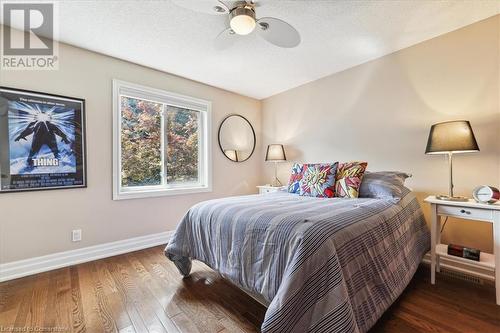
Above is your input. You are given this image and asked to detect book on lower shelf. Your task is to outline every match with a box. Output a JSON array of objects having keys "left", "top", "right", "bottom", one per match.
[
  {"left": 447, "top": 244, "right": 480, "bottom": 261},
  {"left": 435, "top": 244, "right": 495, "bottom": 271}
]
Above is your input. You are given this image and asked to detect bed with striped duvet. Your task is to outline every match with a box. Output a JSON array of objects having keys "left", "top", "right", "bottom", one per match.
[{"left": 165, "top": 188, "right": 430, "bottom": 333}]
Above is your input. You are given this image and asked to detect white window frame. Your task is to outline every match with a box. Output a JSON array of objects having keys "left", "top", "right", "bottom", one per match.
[{"left": 112, "top": 79, "right": 212, "bottom": 200}]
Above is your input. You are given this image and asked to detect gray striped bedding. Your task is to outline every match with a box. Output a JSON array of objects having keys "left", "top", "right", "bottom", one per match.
[{"left": 165, "top": 188, "right": 430, "bottom": 333}]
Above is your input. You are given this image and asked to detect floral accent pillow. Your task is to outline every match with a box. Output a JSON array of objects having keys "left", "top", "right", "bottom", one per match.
[
  {"left": 288, "top": 163, "right": 306, "bottom": 193},
  {"left": 334, "top": 162, "right": 368, "bottom": 198},
  {"left": 299, "top": 163, "right": 338, "bottom": 198}
]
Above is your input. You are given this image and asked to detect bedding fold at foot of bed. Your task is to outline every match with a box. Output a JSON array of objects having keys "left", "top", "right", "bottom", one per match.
[{"left": 166, "top": 252, "right": 192, "bottom": 277}]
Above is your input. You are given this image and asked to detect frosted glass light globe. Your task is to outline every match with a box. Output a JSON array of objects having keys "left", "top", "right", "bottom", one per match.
[{"left": 230, "top": 9, "right": 256, "bottom": 35}]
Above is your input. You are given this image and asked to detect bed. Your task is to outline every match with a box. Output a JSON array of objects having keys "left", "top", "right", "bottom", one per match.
[{"left": 165, "top": 187, "right": 430, "bottom": 333}]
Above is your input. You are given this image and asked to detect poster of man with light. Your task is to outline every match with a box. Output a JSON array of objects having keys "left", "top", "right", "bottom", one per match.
[{"left": 0, "top": 87, "right": 86, "bottom": 192}]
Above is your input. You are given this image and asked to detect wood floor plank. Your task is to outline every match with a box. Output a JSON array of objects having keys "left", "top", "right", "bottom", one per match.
[
  {"left": 107, "top": 255, "right": 167, "bottom": 333},
  {"left": 0, "top": 276, "right": 33, "bottom": 313},
  {"left": 170, "top": 312, "right": 202, "bottom": 333},
  {"left": 25, "top": 272, "right": 50, "bottom": 329},
  {"left": 395, "top": 305, "right": 461, "bottom": 333},
  {"left": 218, "top": 317, "right": 248, "bottom": 333},
  {"left": 0, "top": 281, "right": 10, "bottom": 312},
  {"left": 53, "top": 268, "right": 72, "bottom": 333},
  {"left": 1, "top": 245, "right": 499, "bottom": 333},
  {"left": 42, "top": 270, "right": 60, "bottom": 329},
  {"left": 0, "top": 276, "right": 37, "bottom": 328},
  {"left": 144, "top": 251, "right": 242, "bottom": 332},
  {"left": 12, "top": 272, "right": 46, "bottom": 329},
  {"left": 418, "top": 283, "right": 500, "bottom": 326},
  {"left": 104, "top": 256, "right": 152, "bottom": 333},
  {"left": 399, "top": 289, "right": 500, "bottom": 333},
  {"left": 118, "top": 325, "right": 136, "bottom": 333},
  {"left": 70, "top": 266, "right": 86, "bottom": 333},
  {"left": 139, "top": 248, "right": 183, "bottom": 318},
  {"left": 89, "top": 263, "right": 119, "bottom": 333},
  {"left": 78, "top": 262, "right": 106, "bottom": 333},
  {"left": 0, "top": 305, "right": 20, "bottom": 329},
  {"left": 152, "top": 249, "right": 262, "bottom": 332},
  {"left": 94, "top": 259, "right": 133, "bottom": 331},
  {"left": 125, "top": 252, "right": 180, "bottom": 333},
  {"left": 138, "top": 251, "right": 227, "bottom": 333}
]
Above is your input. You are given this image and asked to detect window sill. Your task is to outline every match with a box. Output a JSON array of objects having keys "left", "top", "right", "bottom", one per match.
[{"left": 113, "top": 185, "right": 212, "bottom": 200}]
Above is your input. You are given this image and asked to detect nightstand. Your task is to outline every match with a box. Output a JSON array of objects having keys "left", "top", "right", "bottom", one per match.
[
  {"left": 424, "top": 196, "right": 500, "bottom": 305},
  {"left": 257, "top": 185, "right": 283, "bottom": 194}
]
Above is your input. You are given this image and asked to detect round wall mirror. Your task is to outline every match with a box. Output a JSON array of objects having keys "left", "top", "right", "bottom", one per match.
[{"left": 218, "top": 114, "right": 256, "bottom": 162}]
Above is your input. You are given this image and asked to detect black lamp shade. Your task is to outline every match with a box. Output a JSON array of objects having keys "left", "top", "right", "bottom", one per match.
[
  {"left": 265, "top": 144, "right": 286, "bottom": 161},
  {"left": 425, "top": 120, "right": 479, "bottom": 154}
]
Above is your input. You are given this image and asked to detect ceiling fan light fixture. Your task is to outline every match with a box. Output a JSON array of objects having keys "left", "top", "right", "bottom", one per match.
[{"left": 230, "top": 6, "right": 256, "bottom": 35}]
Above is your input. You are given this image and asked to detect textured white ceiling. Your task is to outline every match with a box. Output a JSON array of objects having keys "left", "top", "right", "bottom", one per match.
[{"left": 4, "top": 0, "right": 500, "bottom": 99}]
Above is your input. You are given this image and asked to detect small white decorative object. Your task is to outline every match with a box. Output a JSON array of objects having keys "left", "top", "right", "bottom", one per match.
[{"left": 472, "top": 185, "right": 500, "bottom": 204}]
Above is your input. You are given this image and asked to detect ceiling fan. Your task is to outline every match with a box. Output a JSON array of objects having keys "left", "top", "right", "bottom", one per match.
[{"left": 172, "top": 0, "right": 301, "bottom": 50}]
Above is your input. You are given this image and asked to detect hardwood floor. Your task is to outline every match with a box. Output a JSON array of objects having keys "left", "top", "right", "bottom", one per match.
[{"left": 0, "top": 245, "right": 499, "bottom": 333}]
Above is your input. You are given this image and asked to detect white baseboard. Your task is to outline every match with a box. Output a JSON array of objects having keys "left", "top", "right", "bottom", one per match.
[{"left": 0, "top": 231, "right": 173, "bottom": 282}]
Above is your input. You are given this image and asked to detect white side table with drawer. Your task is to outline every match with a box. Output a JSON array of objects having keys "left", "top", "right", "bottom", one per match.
[
  {"left": 257, "top": 185, "right": 284, "bottom": 194},
  {"left": 424, "top": 196, "right": 500, "bottom": 305}
]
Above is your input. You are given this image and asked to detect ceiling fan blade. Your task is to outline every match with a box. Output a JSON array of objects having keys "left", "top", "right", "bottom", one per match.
[
  {"left": 256, "top": 17, "right": 300, "bottom": 48},
  {"left": 171, "top": 0, "right": 230, "bottom": 15},
  {"left": 214, "top": 28, "right": 237, "bottom": 50}
]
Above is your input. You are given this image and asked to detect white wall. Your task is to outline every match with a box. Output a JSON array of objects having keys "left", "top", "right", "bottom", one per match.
[
  {"left": 261, "top": 15, "right": 500, "bottom": 253},
  {"left": 0, "top": 37, "right": 262, "bottom": 263}
]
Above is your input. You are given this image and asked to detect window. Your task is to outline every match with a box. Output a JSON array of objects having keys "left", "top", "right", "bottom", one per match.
[{"left": 113, "top": 80, "right": 212, "bottom": 200}]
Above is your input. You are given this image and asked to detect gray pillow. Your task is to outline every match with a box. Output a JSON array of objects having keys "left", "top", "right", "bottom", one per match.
[{"left": 359, "top": 171, "right": 411, "bottom": 200}]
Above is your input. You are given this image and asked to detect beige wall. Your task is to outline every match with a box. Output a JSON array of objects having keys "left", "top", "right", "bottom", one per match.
[
  {"left": 262, "top": 15, "right": 500, "bottom": 253},
  {"left": 0, "top": 38, "right": 262, "bottom": 263}
]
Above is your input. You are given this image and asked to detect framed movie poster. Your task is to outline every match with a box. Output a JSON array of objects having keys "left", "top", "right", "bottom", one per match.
[{"left": 0, "top": 87, "right": 86, "bottom": 193}]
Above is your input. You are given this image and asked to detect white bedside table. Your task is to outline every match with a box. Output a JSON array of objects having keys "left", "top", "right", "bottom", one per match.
[
  {"left": 257, "top": 185, "right": 284, "bottom": 194},
  {"left": 424, "top": 196, "right": 500, "bottom": 305}
]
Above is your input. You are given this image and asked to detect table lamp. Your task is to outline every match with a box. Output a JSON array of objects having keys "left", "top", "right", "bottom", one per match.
[
  {"left": 425, "top": 120, "right": 479, "bottom": 201},
  {"left": 265, "top": 144, "right": 286, "bottom": 187}
]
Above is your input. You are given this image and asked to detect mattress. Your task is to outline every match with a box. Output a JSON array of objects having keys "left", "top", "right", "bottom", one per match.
[{"left": 165, "top": 188, "right": 430, "bottom": 333}]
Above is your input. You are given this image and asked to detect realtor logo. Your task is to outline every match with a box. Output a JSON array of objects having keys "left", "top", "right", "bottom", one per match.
[{"left": 1, "top": 1, "right": 59, "bottom": 70}]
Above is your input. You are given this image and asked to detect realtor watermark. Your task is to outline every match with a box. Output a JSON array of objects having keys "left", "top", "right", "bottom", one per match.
[{"left": 1, "top": 1, "right": 59, "bottom": 70}]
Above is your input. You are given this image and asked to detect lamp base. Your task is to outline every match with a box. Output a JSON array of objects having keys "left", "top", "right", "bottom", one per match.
[
  {"left": 271, "top": 177, "right": 283, "bottom": 187},
  {"left": 435, "top": 195, "right": 469, "bottom": 202}
]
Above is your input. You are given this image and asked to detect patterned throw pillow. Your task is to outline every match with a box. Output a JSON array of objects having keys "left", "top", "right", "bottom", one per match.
[
  {"left": 334, "top": 162, "right": 368, "bottom": 198},
  {"left": 288, "top": 163, "right": 306, "bottom": 193},
  {"left": 299, "top": 163, "right": 338, "bottom": 198}
]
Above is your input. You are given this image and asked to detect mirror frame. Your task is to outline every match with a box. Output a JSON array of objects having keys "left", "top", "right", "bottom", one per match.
[{"left": 218, "top": 114, "right": 256, "bottom": 163}]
